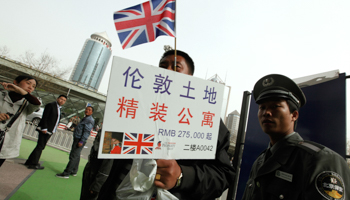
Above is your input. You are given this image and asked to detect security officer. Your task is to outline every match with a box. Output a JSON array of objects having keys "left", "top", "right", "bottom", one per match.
[{"left": 242, "top": 74, "right": 350, "bottom": 200}]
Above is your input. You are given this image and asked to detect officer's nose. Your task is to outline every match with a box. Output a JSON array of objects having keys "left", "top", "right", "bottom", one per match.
[{"left": 263, "top": 109, "right": 272, "bottom": 117}]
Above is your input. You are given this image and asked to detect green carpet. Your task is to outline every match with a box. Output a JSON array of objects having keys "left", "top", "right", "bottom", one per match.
[{"left": 9, "top": 139, "right": 88, "bottom": 200}]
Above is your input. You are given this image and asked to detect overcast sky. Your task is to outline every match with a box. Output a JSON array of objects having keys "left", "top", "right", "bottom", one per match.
[{"left": 1, "top": 0, "right": 349, "bottom": 134}]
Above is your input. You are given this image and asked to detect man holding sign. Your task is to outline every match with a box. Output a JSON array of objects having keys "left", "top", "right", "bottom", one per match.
[{"left": 99, "top": 50, "right": 235, "bottom": 200}]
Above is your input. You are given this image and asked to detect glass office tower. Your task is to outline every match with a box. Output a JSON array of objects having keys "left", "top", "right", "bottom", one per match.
[{"left": 70, "top": 32, "right": 112, "bottom": 91}]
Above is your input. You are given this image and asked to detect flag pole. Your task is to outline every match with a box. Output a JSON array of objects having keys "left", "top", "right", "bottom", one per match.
[
  {"left": 174, "top": 38, "right": 177, "bottom": 71},
  {"left": 174, "top": 0, "right": 177, "bottom": 71}
]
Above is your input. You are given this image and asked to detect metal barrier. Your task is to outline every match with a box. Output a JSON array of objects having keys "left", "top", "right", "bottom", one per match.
[{"left": 23, "top": 122, "right": 73, "bottom": 153}]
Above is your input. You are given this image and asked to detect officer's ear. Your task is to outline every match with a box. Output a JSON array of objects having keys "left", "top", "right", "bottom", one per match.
[
  {"left": 292, "top": 110, "right": 299, "bottom": 130},
  {"left": 291, "top": 110, "right": 299, "bottom": 122}
]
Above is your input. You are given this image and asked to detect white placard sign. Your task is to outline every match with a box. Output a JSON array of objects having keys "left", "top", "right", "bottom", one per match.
[{"left": 98, "top": 56, "right": 224, "bottom": 159}]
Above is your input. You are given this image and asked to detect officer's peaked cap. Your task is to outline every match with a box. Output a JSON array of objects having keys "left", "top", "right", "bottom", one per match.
[{"left": 253, "top": 74, "right": 306, "bottom": 108}]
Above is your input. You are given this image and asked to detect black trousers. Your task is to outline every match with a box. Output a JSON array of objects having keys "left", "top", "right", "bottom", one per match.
[{"left": 25, "top": 131, "right": 51, "bottom": 165}]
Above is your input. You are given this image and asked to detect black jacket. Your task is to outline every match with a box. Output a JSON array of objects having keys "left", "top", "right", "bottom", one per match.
[
  {"left": 38, "top": 101, "right": 60, "bottom": 133},
  {"left": 169, "top": 119, "right": 235, "bottom": 199},
  {"left": 81, "top": 130, "right": 113, "bottom": 198}
]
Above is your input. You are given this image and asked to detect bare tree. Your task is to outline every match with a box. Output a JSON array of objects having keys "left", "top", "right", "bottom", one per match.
[
  {"left": 19, "top": 50, "right": 71, "bottom": 79},
  {"left": 0, "top": 45, "right": 10, "bottom": 57}
]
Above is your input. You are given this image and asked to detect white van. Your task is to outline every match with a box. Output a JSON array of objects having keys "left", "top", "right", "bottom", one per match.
[{"left": 26, "top": 107, "right": 44, "bottom": 126}]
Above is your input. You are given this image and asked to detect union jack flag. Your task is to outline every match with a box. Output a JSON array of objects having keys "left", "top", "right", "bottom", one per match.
[
  {"left": 122, "top": 132, "right": 154, "bottom": 154},
  {"left": 113, "top": 0, "right": 176, "bottom": 49}
]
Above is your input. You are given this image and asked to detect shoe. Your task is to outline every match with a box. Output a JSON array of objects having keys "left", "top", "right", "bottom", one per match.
[
  {"left": 70, "top": 173, "right": 77, "bottom": 177},
  {"left": 27, "top": 164, "right": 45, "bottom": 170},
  {"left": 56, "top": 173, "right": 69, "bottom": 179}
]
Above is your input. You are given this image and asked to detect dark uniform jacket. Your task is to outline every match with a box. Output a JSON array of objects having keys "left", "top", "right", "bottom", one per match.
[{"left": 242, "top": 132, "right": 350, "bottom": 200}]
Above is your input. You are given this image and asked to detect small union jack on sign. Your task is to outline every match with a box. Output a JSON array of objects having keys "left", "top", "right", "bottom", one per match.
[
  {"left": 113, "top": 0, "right": 176, "bottom": 49},
  {"left": 123, "top": 133, "right": 155, "bottom": 154}
]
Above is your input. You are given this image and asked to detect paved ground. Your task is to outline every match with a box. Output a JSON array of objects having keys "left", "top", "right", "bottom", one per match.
[
  {"left": 0, "top": 138, "right": 89, "bottom": 200},
  {"left": 0, "top": 158, "right": 35, "bottom": 200}
]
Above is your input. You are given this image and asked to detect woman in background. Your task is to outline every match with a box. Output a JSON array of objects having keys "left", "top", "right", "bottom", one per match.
[{"left": 0, "top": 75, "right": 41, "bottom": 167}]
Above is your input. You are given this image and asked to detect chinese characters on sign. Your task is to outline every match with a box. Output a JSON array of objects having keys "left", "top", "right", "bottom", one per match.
[{"left": 99, "top": 57, "right": 224, "bottom": 159}]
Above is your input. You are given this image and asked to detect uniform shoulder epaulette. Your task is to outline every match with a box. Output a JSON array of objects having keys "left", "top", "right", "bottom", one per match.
[{"left": 295, "top": 140, "right": 325, "bottom": 154}]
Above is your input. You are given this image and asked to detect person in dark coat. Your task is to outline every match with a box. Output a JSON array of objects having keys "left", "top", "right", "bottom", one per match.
[
  {"left": 242, "top": 74, "right": 350, "bottom": 200},
  {"left": 80, "top": 129, "right": 113, "bottom": 200},
  {"left": 97, "top": 50, "right": 235, "bottom": 200},
  {"left": 24, "top": 94, "right": 67, "bottom": 169}
]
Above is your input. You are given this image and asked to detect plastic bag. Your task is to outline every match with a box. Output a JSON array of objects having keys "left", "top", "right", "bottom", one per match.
[
  {"left": 67, "top": 121, "right": 72, "bottom": 128},
  {"left": 116, "top": 159, "right": 178, "bottom": 200}
]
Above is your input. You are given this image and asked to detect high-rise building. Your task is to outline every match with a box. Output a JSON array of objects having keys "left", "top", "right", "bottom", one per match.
[
  {"left": 207, "top": 74, "right": 231, "bottom": 121},
  {"left": 226, "top": 110, "right": 240, "bottom": 142},
  {"left": 70, "top": 32, "right": 112, "bottom": 91}
]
